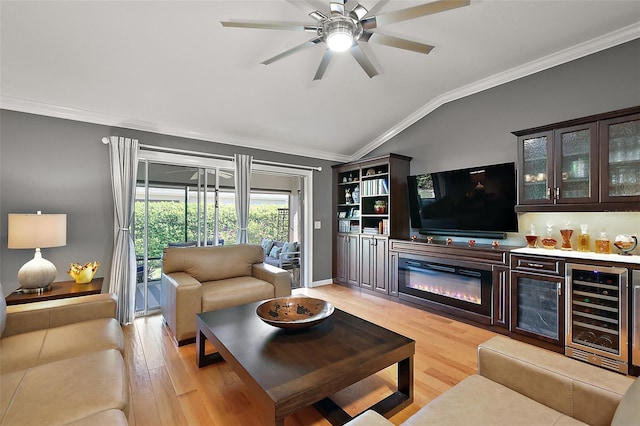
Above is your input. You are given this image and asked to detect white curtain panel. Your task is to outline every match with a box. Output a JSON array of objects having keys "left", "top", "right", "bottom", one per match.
[
  {"left": 107, "top": 136, "right": 139, "bottom": 324},
  {"left": 234, "top": 154, "right": 253, "bottom": 244}
]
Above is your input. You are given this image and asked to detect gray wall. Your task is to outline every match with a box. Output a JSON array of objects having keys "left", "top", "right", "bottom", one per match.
[
  {"left": 371, "top": 39, "right": 640, "bottom": 175},
  {"left": 1, "top": 40, "right": 638, "bottom": 292},
  {"left": 0, "top": 112, "right": 335, "bottom": 293},
  {"left": 367, "top": 39, "right": 640, "bottom": 246}
]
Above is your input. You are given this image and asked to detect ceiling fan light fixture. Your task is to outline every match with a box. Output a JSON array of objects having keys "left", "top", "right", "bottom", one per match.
[{"left": 325, "top": 20, "right": 356, "bottom": 52}]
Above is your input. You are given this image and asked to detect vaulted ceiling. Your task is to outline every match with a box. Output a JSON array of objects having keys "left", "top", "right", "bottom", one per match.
[{"left": 1, "top": 1, "right": 639, "bottom": 162}]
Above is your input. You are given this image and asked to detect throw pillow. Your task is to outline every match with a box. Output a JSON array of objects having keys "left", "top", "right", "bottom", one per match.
[
  {"left": 269, "top": 245, "right": 282, "bottom": 258},
  {"left": 0, "top": 282, "right": 7, "bottom": 337},
  {"left": 261, "top": 239, "right": 274, "bottom": 255},
  {"left": 281, "top": 242, "right": 298, "bottom": 261}
]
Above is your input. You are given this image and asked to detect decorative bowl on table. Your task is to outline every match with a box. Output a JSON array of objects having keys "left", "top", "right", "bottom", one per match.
[
  {"left": 67, "top": 261, "right": 100, "bottom": 284},
  {"left": 256, "top": 297, "right": 334, "bottom": 330}
]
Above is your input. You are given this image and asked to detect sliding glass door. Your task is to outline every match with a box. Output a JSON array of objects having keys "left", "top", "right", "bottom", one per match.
[
  {"left": 133, "top": 151, "right": 312, "bottom": 316},
  {"left": 134, "top": 162, "right": 229, "bottom": 315}
]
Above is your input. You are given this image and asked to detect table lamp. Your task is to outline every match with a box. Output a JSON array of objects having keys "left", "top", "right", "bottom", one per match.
[{"left": 8, "top": 211, "right": 67, "bottom": 293}]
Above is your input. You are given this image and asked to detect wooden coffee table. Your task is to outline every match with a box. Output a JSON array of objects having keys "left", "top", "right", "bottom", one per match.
[{"left": 196, "top": 301, "right": 415, "bottom": 426}]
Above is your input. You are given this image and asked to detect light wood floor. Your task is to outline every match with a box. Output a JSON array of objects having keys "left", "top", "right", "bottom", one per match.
[{"left": 124, "top": 284, "right": 499, "bottom": 425}]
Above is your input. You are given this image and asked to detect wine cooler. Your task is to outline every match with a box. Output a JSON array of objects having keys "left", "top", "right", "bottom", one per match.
[{"left": 565, "top": 263, "right": 628, "bottom": 374}]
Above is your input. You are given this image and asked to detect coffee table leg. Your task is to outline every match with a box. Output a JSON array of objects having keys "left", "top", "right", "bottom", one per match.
[
  {"left": 398, "top": 355, "right": 413, "bottom": 399},
  {"left": 196, "top": 328, "right": 224, "bottom": 368},
  {"left": 196, "top": 329, "right": 205, "bottom": 368}
]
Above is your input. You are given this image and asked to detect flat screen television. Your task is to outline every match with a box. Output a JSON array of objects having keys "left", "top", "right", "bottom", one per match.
[{"left": 407, "top": 162, "right": 518, "bottom": 239}]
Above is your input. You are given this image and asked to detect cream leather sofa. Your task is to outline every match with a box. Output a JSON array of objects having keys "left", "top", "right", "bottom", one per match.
[
  {"left": 161, "top": 244, "right": 291, "bottom": 345},
  {"left": 348, "top": 336, "right": 638, "bottom": 426},
  {"left": 0, "top": 292, "right": 129, "bottom": 425}
]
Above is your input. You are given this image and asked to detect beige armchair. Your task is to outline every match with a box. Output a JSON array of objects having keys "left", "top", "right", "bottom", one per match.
[{"left": 161, "top": 244, "right": 291, "bottom": 345}]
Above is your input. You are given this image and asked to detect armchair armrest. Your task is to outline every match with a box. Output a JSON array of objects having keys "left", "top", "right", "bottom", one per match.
[
  {"left": 253, "top": 263, "right": 291, "bottom": 297},
  {"left": 161, "top": 272, "right": 203, "bottom": 344},
  {"left": 4, "top": 293, "right": 117, "bottom": 337}
]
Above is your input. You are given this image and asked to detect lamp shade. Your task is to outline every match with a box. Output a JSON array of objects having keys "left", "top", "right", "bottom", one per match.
[{"left": 8, "top": 213, "right": 67, "bottom": 249}]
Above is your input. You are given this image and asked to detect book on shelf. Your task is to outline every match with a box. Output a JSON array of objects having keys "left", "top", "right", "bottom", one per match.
[
  {"left": 381, "top": 219, "right": 389, "bottom": 235},
  {"left": 362, "top": 178, "right": 389, "bottom": 196}
]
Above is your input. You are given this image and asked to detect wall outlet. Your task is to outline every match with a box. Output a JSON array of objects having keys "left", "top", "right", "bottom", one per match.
[{"left": 314, "top": 221, "right": 321, "bottom": 229}]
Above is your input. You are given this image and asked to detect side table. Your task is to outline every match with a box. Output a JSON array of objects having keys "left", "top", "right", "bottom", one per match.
[{"left": 5, "top": 277, "right": 104, "bottom": 306}]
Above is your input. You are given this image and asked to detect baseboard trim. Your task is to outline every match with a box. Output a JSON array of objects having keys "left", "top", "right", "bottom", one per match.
[{"left": 309, "top": 279, "right": 333, "bottom": 288}]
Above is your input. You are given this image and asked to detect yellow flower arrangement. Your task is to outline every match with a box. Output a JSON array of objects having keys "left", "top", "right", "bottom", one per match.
[{"left": 68, "top": 261, "right": 100, "bottom": 284}]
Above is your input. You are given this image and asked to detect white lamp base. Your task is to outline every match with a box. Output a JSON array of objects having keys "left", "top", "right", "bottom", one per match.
[{"left": 17, "top": 249, "right": 57, "bottom": 293}]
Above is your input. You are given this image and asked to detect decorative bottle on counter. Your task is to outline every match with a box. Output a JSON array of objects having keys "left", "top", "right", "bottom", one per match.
[
  {"left": 525, "top": 224, "right": 538, "bottom": 248},
  {"left": 541, "top": 221, "right": 557, "bottom": 249},
  {"left": 577, "top": 224, "right": 591, "bottom": 252},
  {"left": 595, "top": 230, "right": 611, "bottom": 254},
  {"left": 560, "top": 220, "right": 573, "bottom": 251}
]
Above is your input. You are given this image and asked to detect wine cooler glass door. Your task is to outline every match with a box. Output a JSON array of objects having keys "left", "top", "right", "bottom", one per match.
[{"left": 566, "top": 263, "right": 628, "bottom": 373}]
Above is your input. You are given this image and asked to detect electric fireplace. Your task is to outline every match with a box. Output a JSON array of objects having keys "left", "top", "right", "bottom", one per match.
[{"left": 398, "top": 256, "right": 492, "bottom": 317}]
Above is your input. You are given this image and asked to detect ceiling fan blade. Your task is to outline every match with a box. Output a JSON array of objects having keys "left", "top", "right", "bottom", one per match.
[
  {"left": 221, "top": 20, "right": 317, "bottom": 33},
  {"left": 364, "top": 0, "right": 389, "bottom": 19},
  {"left": 313, "top": 50, "right": 333, "bottom": 81},
  {"left": 364, "top": 32, "right": 434, "bottom": 55},
  {"left": 349, "top": 3, "right": 368, "bottom": 21},
  {"left": 261, "top": 36, "right": 324, "bottom": 65},
  {"left": 285, "top": 0, "right": 328, "bottom": 21},
  {"left": 350, "top": 43, "right": 378, "bottom": 78},
  {"left": 330, "top": 1, "right": 346, "bottom": 16},
  {"left": 371, "top": 0, "right": 470, "bottom": 27}
]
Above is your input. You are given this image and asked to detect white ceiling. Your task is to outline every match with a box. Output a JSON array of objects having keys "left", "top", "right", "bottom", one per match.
[{"left": 1, "top": 1, "right": 639, "bottom": 162}]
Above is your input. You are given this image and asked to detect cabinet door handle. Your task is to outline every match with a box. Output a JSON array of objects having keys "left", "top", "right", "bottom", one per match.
[
  {"left": 546, "top": 187, "right": 551, "bottom": 200},
  {"left": 555, "top": 187, "right": 560, "bottom": 200},
  {"left": 557, "top": 282, "right": 562, "bottom": 296},
  {"left": 526, "top": 262, "right": 545, "bottom": 268}
]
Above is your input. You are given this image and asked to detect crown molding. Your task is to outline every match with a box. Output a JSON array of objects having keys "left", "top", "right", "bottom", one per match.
[
  {"left": 351, "top": 24, "right": 640, "bottom": 162},
  {"left": 0, "top": 96, "right": 351, "bottom": 164}
]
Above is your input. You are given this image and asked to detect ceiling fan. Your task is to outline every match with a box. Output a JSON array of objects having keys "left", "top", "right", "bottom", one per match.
[{"left": 221, "top": 0, "right": 470, "bottom": 80}]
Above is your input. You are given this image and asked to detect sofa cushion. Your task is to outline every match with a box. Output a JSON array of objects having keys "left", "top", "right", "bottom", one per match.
[
  {"left": 163, "top": 245, "right": 264, "bottom": 282},
  {"left": 403, "top": 375, "right": 586, "bottom": 426},
  {"left": 0, "top": 349, "right": 129, "bottom": 426},
  {"left": 343, "top": 410, "right": 393, "bottom": 426},
  {"left": 201, "top": 277, "right": 275, "bottom": 312},
  {"left": 611, "top": 377, "right": 640, "bottom": 426},
  {"left": 478, "top": 336, "right": 631, "bottom": 426},
  {"left": 0, "top": 318, "right": 124, "bottom": 374}
]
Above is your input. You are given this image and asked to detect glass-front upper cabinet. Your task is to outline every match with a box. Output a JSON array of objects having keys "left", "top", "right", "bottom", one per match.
[
  {"left": 518, "top": 131, "right": 554, "bottom": 205},
  {"left": 600, "top": 113, "right": 640, "bottom": 203},
  {"left": 554, "top": 123, "right": 598, "bottom": 204}
]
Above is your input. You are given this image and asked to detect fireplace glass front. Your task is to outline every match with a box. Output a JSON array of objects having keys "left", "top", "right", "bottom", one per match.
[{"left": 398, "top": 257, "right": 492, "bottom": 316}]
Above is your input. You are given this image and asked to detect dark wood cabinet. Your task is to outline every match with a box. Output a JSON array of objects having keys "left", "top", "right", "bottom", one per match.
[
  {"left": 389, "top": 251, "right": 399, "bottom": 297},
  {"left": 510, "top": 254, "right": 565, "bottom": 349},
  {"left": 332, "top": 154, "right": 411, "bottom": 289},
  {"left": 599, "top": 112, "right": 640, "bottom": 203},
  {"left": 492, "top": 265, "right": 510, "bottom": 330},
  {"left": 336, "top": 234, "right": 359, "bottom": 287},
  {"left": 360, "top": 236, "right": 389, "bottom": 294},
  {"left": 514, "top": 106, "right": 640, "bottom": 212},
  {"left": 517, "top": 130, "right": 554, "bottom": 206},
  {"left": 554, "top": 122, "right": 599, "bottom": 204}
]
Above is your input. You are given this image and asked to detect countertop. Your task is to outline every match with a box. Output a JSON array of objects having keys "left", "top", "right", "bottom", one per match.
[{"left": 511, "top": 247, "right": 640, "bottom": 265}]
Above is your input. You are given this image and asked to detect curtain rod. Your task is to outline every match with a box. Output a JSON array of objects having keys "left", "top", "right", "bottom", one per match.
[{"left": 101, "top": 137, "right": 322, "bottom": 172}]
